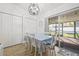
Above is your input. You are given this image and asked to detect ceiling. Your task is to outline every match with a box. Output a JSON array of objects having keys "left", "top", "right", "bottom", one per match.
[
  {"left": 0, "top": 3, "right": 65, "bottom": 16},
  {"left": 0, "top": 3, "right": 79, "bottom": 19}
]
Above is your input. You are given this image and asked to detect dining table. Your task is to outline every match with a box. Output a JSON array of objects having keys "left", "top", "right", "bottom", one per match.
[{"left": 31, "top": 33, "right": 54, "bottom": 55}]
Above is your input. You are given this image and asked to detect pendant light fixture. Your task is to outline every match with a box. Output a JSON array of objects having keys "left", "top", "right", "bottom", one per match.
[{"left": 28, "top": 3, "right": 40, "bottom": 15}]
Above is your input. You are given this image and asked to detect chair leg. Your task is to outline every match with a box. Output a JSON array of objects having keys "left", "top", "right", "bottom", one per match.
[
  {"left": 34, "top": 47, "right": 37, "bottom": 56},
  {"left": 53, "top": 47, "right": 56, "bottom": 56},
  {"left": 50, "top": 50, "right": 53, "bottom": 56},
  {"left": 31, "top": 44, "right": 33, "bottom": 52},
  {"left": 27, "top": 43, "right": 30, "bottom": 50}
]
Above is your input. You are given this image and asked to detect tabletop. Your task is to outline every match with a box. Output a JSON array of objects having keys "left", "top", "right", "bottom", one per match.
[{"left": 34, "top": 33, "right": 52, "bottom": 41}]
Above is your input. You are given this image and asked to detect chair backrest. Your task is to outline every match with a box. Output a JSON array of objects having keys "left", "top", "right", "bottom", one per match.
[
  {"left": 29, "top": 33, "right": 37, "bottom": 47},
  {"left": 24, "top": 33, "right": 29, "bottom": 42},
  {"left": 51, "top": 34, "right": 57, "bottom": 47},
  {"left": 24, "top": 32, "right": 31, "bottom": 46},
  {"left": 30, "top": 33, "right": 35, "bottom": 38}
]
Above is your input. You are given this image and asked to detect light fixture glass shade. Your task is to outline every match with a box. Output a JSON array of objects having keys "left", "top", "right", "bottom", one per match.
[{"left": 28, "top": 3, "right": 40, "bottom": 15}]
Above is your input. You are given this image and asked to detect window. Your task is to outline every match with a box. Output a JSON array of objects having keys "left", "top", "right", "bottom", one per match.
[
  {"left": 76, "top": 21, "right": 79, "bottom": 39},
  {"left": 63, "top": 22, "right": 74, "bottom": 38},
  {"left": 49, "top": 23, "right": 63, "bottom": 36},
  {"left": 49, "top": 24, "right": 56, "bottom": 35}
]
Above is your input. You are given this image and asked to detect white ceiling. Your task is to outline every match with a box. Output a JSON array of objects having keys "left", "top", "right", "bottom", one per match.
[
  {"left": 0, "top": 3, "right": 65, "bottom": 16},
  {"left": 0, "top": 3, "right": 79, "bottom": 19}
]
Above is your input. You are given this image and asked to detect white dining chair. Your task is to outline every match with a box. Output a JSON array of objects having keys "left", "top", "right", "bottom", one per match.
[
  {"left": 29, "top": 33, "right": 38, "bottom": 56},
  {"left": 52, "top": 34, "right": 58, "bottom": 56},
  {"left": 24, "top": 33, "right": 31, "bottom": 51},
  {"left": 45, "top": 34, "right": 57, "bottom": 56},
  {"left": 0, "top": 43, "right": 3, "bottom": 56},
  {"left": 30, "top": 33, "right": 47, "bottom": 56}
]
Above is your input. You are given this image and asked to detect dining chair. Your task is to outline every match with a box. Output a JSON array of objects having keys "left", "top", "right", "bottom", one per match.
[
  {"left": 45, "top": 34, "right": 57, "bottom": 56},
  {"left": 24, "top": 33, "right": 31, "bottom": 51},
  {"left": 52, "top": 34, "right": 58, "bottom": 56},
  {"left": 0, "top": 43, "right": 3, "bottom": 56},
  {"left": 30, "top": 33, "right": 47, "bottom": 56},
  {"left": 29, "top": 33, "right": 38, "bottom": 56}
]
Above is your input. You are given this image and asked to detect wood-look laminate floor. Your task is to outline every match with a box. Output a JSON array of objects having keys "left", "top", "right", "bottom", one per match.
[
  {"left": 3, "top": 43, "right": 50, "bottom": 56},
  {"left": 3, "top": 43, "right": 33, "bottom": 56}
]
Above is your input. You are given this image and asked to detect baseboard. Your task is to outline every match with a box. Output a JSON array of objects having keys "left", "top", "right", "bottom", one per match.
[{"left": 4, "top": 43, "right": 24, "bottom": 49}]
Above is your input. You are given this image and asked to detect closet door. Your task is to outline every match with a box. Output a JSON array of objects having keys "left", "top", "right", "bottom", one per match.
[
  {"left": 1, "top": 13, "right": 13, "bottom": 47},
  {"left": 1, "top": 13, "right": 22, "bottom": 47},
  {"left": 12, "top": 16, "right": 22, "bottom": 45}
]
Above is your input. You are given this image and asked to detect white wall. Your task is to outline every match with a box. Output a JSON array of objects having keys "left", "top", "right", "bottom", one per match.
[
  {"left": 23, "top": 16, "right": 45, "bottom": 34},
  {"left": 23, "top": 17, "right": 37, "bottom": 34}
]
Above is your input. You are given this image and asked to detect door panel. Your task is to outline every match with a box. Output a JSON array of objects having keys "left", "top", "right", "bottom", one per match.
[{"left": 1, "top": 13, "right": 22, "bottom": 47}]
